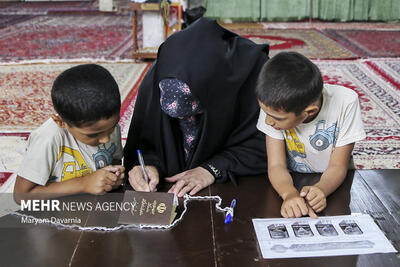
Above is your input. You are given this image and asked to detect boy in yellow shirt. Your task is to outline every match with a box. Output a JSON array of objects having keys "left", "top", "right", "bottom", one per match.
[{"left": 14, "top": 64, "right": 124, "bottom": 202}]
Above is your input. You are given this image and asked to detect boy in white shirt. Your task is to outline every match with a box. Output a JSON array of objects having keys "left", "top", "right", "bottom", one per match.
[
  {"left": 256, "top": 52, "right": 365, "bottom": 218},
  {"left": 14, "top": 64, "right": 125, "bottom": 203}
]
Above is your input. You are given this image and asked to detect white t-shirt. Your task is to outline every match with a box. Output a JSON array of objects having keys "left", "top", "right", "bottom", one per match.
[
  {"left": 257, "top": 84, "right": 366, "bottom": 173},
  {"left": 17, "top": 118, "right": 123, "bottom": 186}
]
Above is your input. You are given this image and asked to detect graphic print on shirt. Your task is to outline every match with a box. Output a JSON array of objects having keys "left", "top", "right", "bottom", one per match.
[
  {"left": 284, "top": 129, "right": 306, "bottom": 158},
  {"left": 284, "top": 129, "right": 312, "bottom": 172},
  {"left": 58, "top": 146, "right": 92, "bottom": 181},
  {"left": 287, "top": 156, "right": 312, "bottom": 173},
  {"left": 309, "top": 120, "right": 338, "bottom": 151},
  {"left": 93, "top": 143, "right": 116, "bottom": 169}
]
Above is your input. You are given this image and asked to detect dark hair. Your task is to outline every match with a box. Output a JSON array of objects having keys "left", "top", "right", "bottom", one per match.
[
  {"left": 255, "top": 51, "right": 323, "bottom": 115},
  {"left": 51, "top": 64, "right": 121, "bottom": 127}
]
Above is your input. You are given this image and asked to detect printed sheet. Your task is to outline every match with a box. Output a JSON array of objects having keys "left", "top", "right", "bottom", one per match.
[{"left": 252, "top": 214, "right": 397, "bottom": 258}]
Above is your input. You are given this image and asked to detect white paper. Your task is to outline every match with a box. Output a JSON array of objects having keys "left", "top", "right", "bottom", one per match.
[
  {"left": 142, "top": 12, "right": 164, "bottom": 48},
  {"left": 252, "top": 214, "right": 397, "bottom": 259}
]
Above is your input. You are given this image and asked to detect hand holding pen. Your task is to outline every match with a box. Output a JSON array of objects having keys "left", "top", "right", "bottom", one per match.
[
  {"left": 137, "top": 150, "right": 151, "bottom": 191},
  {"left": 127, "top": 150, "right": 159, "bottom": 192}
]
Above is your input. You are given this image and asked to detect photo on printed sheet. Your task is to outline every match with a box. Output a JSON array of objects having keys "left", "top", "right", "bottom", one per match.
[
  {"left": 315, "top": 221, "right": 339, "bottom": 236},
  {"left": 292, "top": 222, "right": 314, "bottom": 237},
  {"left": 339, "top": 220, "right": 363, "bottom": 235},
  {"left": 268, "top": 224, "right": 289, "bottom": 239}
]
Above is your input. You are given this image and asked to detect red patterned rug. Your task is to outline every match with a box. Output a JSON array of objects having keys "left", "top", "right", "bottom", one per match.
[
  {"left": 260, "top": 21, "right": 400, "bottom": 30},
  {"left": 315, "top": 59, "right": 400, "bottom": 169},
  {"left": 0, "top": 133, "right": 29, "bottom": 184},
  {"left": 322, "top": 29, "right": 400, "bottom": 58},
  {"left": 0, "top": 61, "right": 149, "bottom": 132},
  {"left": 233, "top": 28, "right": 357, "bottom": 59},
  {"left": 0, "top": 172, "right": 13, "bottom": 187},
  {"left": 0, "top": 1, "right": 98, "bottom": 15},
  {"left": 365, "top": 59, "right": 400, "bottom": 90},
  {"left": 0, "top": 15, "right": 134, "bottom": 62}
]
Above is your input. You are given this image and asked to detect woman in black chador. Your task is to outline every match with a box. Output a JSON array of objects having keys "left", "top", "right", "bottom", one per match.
[{"left": 124, "top": 18, "right": 269, "bottom": 197}]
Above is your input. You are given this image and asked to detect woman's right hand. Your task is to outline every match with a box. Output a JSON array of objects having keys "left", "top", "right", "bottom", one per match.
[{"left": 128, "top": 165, "right": 159, "bottom": 192}]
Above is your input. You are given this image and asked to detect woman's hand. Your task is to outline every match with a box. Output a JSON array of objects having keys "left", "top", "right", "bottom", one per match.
[
  {"left": 165, "top": 167, "right": 215, "bottom": 197},
  {"left": 128, "top": 165, "right": 159, "bottom": 192}
]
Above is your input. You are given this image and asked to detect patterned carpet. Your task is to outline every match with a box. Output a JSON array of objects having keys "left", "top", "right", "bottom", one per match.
[
  {"left": 260, "top": 21, "right": 400, "bottom": 30},
  {"left": 0, "top": 62, "right": 149, "bottom": 132},
  {"left": 322, "top": 29, "right": 400, "bottom": 58},
  {"left": 315, "top": 59, "right": 400, "bottom": 169},
  {"left": 225, "top": 22, "right": 400, "bottom": 59},
  {"left": 233, "top": 28, "right": 357, "bottom": 59},
  {"left": 1, "top": 16, "right": 375, "bottom": 62},
  {"left": 0, "top": 133, "right": 29, "bottom": 185},
  {"left": 0, "top": 1, "right": 98, "bottom": 15},
  {"left": 0, "top": 15, "right": 133, "bottom": 62}
]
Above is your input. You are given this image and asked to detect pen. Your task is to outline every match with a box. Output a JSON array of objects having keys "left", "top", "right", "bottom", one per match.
[
  {"left": 137, "top": 149, "right": 151, "bottom": 191},
  {"left": 224, "top": 198, "right": 236, "bottom": 224}
]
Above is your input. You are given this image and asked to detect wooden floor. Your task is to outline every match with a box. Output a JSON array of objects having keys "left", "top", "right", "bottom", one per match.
[{"left": 0, "top": 169, "right": 399, "bottom": 267}]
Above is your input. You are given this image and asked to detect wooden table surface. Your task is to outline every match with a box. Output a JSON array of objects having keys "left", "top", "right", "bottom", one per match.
[{"left": 1, "top": 170, "right": 399, "bottom": 267}]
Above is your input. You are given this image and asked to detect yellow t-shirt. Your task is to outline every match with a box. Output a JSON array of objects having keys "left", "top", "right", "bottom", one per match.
[{"left": 17, "top": 118, "right": 123, "bottom": 185}]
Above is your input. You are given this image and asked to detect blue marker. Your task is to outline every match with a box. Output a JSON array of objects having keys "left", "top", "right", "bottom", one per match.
[{"left": 224, "top": 198, "right": 236, "bottom": 224}]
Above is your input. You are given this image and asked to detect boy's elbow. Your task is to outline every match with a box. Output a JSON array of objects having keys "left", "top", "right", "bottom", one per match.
[
  {"left": 13, "top": 176, "right": 36, "bottom": 204},
  {"left": 13, "top": 191, "right": 20, "bottom": 205},
  {"left": 13, "top": 187, "right": 29, "bottom": 205},
  {"left": 13, "top": 193, "right": 23, "bottom": 205},
  {"left": 13, "top": 189, "right": 26, "bottom": 205},
  {"left": 13, "top": 189, "right": 35, "bottom": 205}
]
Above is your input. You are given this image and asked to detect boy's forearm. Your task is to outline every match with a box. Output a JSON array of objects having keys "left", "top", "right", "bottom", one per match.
[
  {"left": 14, "top": 176, "right": 87, "bottom": 204},
  {"left": 26, "top": 177, "right": 86, "bottom": 196},
  {"left": 268, "top": 166, "right": 298, "bottom": 200},
  {"left": 315, "top": 165, "right": 348, "bottom": 197},
  {"left": 315, "top": 143, "right": 354, "bottom": 197}
]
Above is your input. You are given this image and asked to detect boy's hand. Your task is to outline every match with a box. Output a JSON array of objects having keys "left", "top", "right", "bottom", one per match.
[
  {"left": 166, "top": 167, "right": 215, "bottom": 197},
  {"left": 128, "top": 165, "right": 159, "bottom": 192},
  {"left": 82, "top": 168, "right": 118, "bottom": 195},
  {"left": 103, "top": 165, "right": 125, "bottom": 189},
  {"left": 281, "top": 192, "right": 309, "bottom": 218},
  {"left": 300, "top": 185, "right": 326, "bottom": 213}
]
